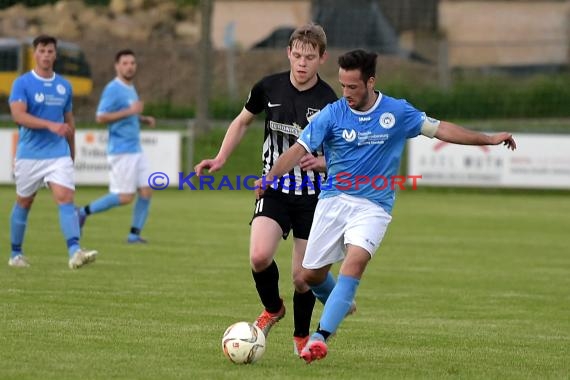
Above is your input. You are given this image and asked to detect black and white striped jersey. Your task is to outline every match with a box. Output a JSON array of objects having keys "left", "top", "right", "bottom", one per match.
[{"left": 245, "top": 71, "right": 337, "bottom": 196}]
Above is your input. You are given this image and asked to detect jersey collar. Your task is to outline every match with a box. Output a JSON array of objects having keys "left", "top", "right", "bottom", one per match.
[
  {"left": 348, "top": 91, "right": 382, "bottom": 116},
  {"left": 31, "top": 70, "right": 55, "bottom": 82}
]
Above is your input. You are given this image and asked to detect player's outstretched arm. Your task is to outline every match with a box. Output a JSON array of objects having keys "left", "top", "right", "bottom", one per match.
[
  {"left": 194, "top": 108, "right": 255, "bottom": 176},
  {"left": 435, "top": 121, "right": 516, "bottom": 150}
]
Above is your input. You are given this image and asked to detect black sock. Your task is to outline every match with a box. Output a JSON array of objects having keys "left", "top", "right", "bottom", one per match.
[
  {"left": 130, "top": 227, "right": 141, "bottom": 235},
  {"left": 316, "top": 325, "right": 332, "bottom": 341},
  {"left": 293, "top": 290, "right": 316, "bottom": 337},
  {"left": 252, "top": 260, "right": 282, "bottom": 313},
  {"left": 84, "top": 205, "right": 91, "bottom": 215}
]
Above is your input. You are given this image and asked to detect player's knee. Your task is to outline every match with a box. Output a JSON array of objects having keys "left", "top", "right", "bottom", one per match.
[
  {"left": 139, "top": 187, "right": 152, "bottom": 199},
  {"left": 119, "top": 194, "right": 135, "bottom": 205},
  {"left": 16, "top": 197, "right": 34, "bottom": 209},
  {"left": 301, "top": 269, "right": 325, "bottom": 287},
  {"left": 249, "top": 250, "right": 273, "bottom": 272},
  {"left": 292, "top": 272, "right": 310, "bottom": 292}
]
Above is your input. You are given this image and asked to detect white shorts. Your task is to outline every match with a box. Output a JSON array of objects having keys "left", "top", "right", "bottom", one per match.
[
  {"left": 14, "top": 157, "right": 75, "bottom": 197},
  {"left": 302, "top": 193, "right": 392, "bottom": 269},
  {"left": 108, "top": 152, "right": 151, "bottom": 194}
]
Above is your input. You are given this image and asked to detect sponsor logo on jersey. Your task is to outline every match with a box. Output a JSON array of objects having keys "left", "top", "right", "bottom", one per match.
[
  {"left": 306, "top": 108, "right": 320, "bottom": 122},
  {"left": 357, "top": 131, "right": 389, "bottom": 146},
  {"left": 379, "top": 112, "right": 396, "bottom": 129},
  {"left": 342, "top": 129, "right": 356, "bottom": 142},
  {"left": 269, "top": 121, "right": 302, "bottom": 137}
]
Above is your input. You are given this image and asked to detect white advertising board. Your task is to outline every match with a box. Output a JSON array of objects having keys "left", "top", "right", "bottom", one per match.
[
  {"left": 408, "top": 133, "right": 570, "bottom": 189},
  {"left": 0, "top": 129, "right": 17, "bottom": 184},
  {"left": 0, "top": 129, "right": 181, "bottom": 186}
]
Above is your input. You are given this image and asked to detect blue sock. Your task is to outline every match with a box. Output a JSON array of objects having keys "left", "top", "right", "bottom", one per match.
[
  {"left": 10, "top": 203, "right": 29, "bottom": 258},
  {"left": 310, "top": 332, "right": 326, "bottom": 342},
  {"left": 311, "top": 272, "right": 337, "bottom": 305},
  {"left": 59, "top": 203, "right": 80, "bottom": 256},
  {"left": 88, "top": 193, "right": 121, "bottom": 214},
  {"left": 128, "top": 197, "right": 150, "bottom": 239},
  {"left": 318, "top": 274, "right": 360, "bottom": 335}
]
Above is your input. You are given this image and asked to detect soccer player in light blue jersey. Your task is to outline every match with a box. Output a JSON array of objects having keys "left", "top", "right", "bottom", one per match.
[
  {"left": 258, "top": 49, "right": 517, "bottom": 363},
  {"left": 8, "top": 35, "right": 97, "bottom": 270},
  {"left": 77, "top": 49, "right": 156, "bottom": 244}
]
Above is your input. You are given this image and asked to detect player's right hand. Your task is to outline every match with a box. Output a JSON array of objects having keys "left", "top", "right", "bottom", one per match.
[
  {"left": 49, "top": 122, "right": 72, "bottom": 137},
  {"left": 253, "top": 178, "right": 265, "bottom": 200},
  {"left": 194, "top": 158, "right": 223, "bottom": 176}
]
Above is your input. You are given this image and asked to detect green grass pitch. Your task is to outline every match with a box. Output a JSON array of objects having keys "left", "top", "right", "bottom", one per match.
[{"left": 0, "top": 185, "right": 568, "bottom": 379}]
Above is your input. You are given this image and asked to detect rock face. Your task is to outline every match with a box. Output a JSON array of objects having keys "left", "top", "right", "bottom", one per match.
[
  {"left": 0, "top": 0, "right": 202, "bottom": 117},
  {"left": 0, "top": 0, "right": 201, "bottom": 43}
]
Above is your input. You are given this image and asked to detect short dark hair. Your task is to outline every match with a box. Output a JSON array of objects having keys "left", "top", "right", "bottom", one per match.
[
  {"left": 32, "top": 35, "right": 57, "bottom": 49},
  {"left": 115, "top": 49, "right": 135, "bottom": 63},
  {"left": 338, "top": 49, "right": 378, "bottom": 83}
]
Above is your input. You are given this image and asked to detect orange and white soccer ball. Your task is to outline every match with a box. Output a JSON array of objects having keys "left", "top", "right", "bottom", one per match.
[{"left": 221, "top": 321, "right": 266, "bottom": 364}]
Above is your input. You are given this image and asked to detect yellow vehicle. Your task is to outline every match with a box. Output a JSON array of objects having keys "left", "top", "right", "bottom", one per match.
[{"left": 0, "top": 37, "right": 93, "bottom": 97}]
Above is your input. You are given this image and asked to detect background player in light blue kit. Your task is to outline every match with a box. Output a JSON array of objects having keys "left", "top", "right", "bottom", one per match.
[
  {"left": 259, "top": 49, "right": 517, "bottom": 363},
  {"left": 78, "top": 49, "right": 156, "bottom": 243},
  {"left": 8, "top": 34, "right": 97, "bottom": 270}
]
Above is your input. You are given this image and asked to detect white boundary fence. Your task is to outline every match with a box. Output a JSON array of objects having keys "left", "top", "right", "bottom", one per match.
[
  {"left": 0, "top": 129, "right": 182, "bottom": 186},
  {"left": 2, "top": 130, "right": 569, "bottom": 190},
  {"left": 408, "top": 133, "right": 570, "bottom": 189}
]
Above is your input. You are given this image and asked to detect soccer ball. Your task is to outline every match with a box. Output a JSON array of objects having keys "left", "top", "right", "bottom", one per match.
[{"left": 221, "top": 321, "right": 266, "bottom": 364}]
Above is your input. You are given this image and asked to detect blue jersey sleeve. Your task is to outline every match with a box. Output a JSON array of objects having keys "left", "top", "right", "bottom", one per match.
[
  {"left": 402, "top": 100, "right": 424, "bottom": 138},
  {"left": 96, "top": 85, "right": 118, "bottom": 115},
  {"left": 8, "top": 77, "right": 27, "bottom": 105},
  {"left": 298, "top": 104, "right": 332, "bottom": 152}
]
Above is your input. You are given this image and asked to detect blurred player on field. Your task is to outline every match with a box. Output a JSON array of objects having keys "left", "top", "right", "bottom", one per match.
[
  {"left": 8, "top": 34, "right": 97, "bottom": 269},
  {"left": 77, "top": 49, "right": 156, "bottom": 244}
]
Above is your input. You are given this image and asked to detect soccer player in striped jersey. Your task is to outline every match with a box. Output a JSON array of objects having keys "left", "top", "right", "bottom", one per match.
[
  {"left": 194, "top": 24, "right": 338, "bottom": 354},
  {"left": 260, "top": 49, "right": 516, "bottom": 363},
  {"left": 8, "top": 35, "right": 97, "bottom": 270}
]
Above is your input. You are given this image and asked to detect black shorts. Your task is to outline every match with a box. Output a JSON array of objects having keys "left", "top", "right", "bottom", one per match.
[{"left": 251, "top": 187, "right": 318, "bottom": 240}]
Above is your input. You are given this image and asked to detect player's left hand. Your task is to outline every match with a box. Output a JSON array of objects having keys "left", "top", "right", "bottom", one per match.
[
  {"left": 491, "top": 132, "right": 517, "bottom": 150},
  {"left": 142, "top": 116, "right": 156, "bottom": 128}
]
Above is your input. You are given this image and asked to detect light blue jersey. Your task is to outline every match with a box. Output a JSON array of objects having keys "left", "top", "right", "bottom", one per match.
[
  {"left": 9, "top": 71, "right": 73, "bottom": 159},
  {"left": 96, "top": 78, "right": 141, "bottom": 154},
  {"left": 298, "top": 92, "right": 425, "bottom": 213}
]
